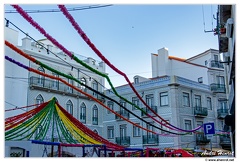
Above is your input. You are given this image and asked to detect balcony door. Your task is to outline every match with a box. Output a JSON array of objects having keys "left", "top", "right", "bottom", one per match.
[
  {"left": 216, "top": 76, "right": 225, "bottom": 85},
  {"left": 120, "top": 125, "right": 127, "bottom": 139},
  {"left": 195, "top": 95, "right": 202, "bottom": 109},
  {"left": 37, "top": 67, "right": 45, "bottom": 86}
]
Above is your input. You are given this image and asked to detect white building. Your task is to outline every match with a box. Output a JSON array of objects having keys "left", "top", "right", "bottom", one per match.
[
  {"left": 103, "top": 48, "right": 230, "bottom": 150},
  {"left": 5, "top": 26, "right": 107, "bottom": 157},
  {"left": 218, "top": 5, "right": 235, "bottom": 154}
]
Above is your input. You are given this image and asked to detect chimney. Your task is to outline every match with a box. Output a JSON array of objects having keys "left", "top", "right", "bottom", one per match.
[
  {"left": 22, "top": 36, "right": 31, "bottom": 49},
  {"left": 151, "top": 47, "right": 169, "bottom": 78}
]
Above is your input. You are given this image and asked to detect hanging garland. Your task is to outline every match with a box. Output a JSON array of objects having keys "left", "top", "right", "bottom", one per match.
[
  {"left": 10, "top": 4, "right": 191, "bottom": 132},
  {"left": 5, "top": 40, "right": 190, "bottom": 135},
  {"left": 5, "top": 55, "right": 172, "bottom": 138},
  {"left": 58, "top": 5, "right": 202, "bottom": 132}
]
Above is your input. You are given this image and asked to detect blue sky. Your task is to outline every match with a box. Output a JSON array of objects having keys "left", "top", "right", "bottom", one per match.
[{"left": 4, "top": 3, "right": 220, "bottom": 89}]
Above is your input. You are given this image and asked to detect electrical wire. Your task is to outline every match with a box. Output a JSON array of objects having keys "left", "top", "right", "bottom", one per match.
[
  {"left": 5, "top": 4, "right": 113, "bottom": 14},
  {"left": 5, "top": 102, "right": 41, "bottom": 112}
]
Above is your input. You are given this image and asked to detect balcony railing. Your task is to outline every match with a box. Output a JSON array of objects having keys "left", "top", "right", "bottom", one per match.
[
  {"left": 194, "top": 106, "right": 208, "bottom": 117},
  {"left": 196, "top": 134, "right": 210, "bottom": 145},
  {"left": 141, "top": 106, "right": 158, "bottom": 117},
  {"left": 29, "top": 76, "right": 104, "bottom": 102},
  {"left": 210, "top": 60, "right": 224, "bottom": 69},
  {"left": 142, "top": 134, "right": 159, "bottom": 145},
  {"left": 217, "top": 109, "right": 229, "bottom": 119},
  {"left": 115, "top": 136, "right": 130, "bottom": 146},
  {"left": 210, "top": 83, "right": 226, "bottom": 93},
  {"left": 115, "top": 110, "right": 129, "bottom": 120},
  {"left": 219, "top": 136, "right": 231, "bottom": 147}
]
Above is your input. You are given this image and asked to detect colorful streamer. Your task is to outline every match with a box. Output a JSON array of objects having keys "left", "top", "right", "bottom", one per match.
[
  {"left": 5, "top": 55, "right": 174, "bottom": 136},
  {"left": 58, "top": 5, "right": 191, "bottom": 131},
  {"left": 5, "top": 40, "right": 190, "bottom": 135},
  {"left": 10, "top": 5, "right": 202, "bottom": 132}
]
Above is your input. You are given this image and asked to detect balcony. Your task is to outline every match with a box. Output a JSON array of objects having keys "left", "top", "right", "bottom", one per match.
[
  {"left": 217, "top": 109, "right": 229, "bottom": 119},
  {"left": 115, "top": 136, "right": 130, "bottom": 146},
  {"left": 29, "top": 76, "right": 104, "bottom": 102},
  {"left": 141, "top": 106, "right": 158, "bottom": 117},
  {"left": 210, "top": 83, "right": 226, "bottom": 93},
  {"left": 142, "top": 134, "right": 159, "bottom": 145},
  {"left": 196, "top": 134, "right": 210, "bottom": 145},
  {"left": 115, "top": 110, "right": 129, "bottom": 120},
  {"left": 194, "top": 106, "right": 208, "bottom": 117},
  {"left": 219, "top": 136, "right": 231, "bottom": 149},
  {"left": 210, "top": 60, "right": 224, "bottom": 69}
]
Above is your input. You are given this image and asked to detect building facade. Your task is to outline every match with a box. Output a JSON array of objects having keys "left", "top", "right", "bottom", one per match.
[
  {"left": 103, "top": 48, "right": 230, "bottom": 150},
  {"left": 5, "top": 26, "right": 106, "bottom": 139},
  {"left": 217, "top": 5, "right": 235, "bottom": 154}
]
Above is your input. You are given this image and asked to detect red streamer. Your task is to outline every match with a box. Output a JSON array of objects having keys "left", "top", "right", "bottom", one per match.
[{"left": 58, "top": 5, "right": 177, "bottom": 129}]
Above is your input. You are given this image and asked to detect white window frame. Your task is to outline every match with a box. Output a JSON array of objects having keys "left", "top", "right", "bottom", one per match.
[
  {"left": 160, "top": 92, "right": 168, "bottom": 106},
  {"left": 133, "top": 123, "right": 141, "bottom": 137},
  {"left": 183, "top": 92, "right": 190, "bottom": 107}
]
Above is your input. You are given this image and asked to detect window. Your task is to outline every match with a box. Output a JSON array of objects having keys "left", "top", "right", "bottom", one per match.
[
  {"left": 92, "top": 80, "right": 98, "bottom": 97},
  {"left": 37, "top": 67, "right": 45, "bottom": 86},
  {"left": 198, "top": 77, "right": 203, "bottom": 83},
  {"left": 219, "top": 99, "right": 227, "bottom": 110},
  {"left": 214, "top": 55, "right": 219, "bottom": 61},
  {"left": 183, "top": 92, "right": 190, "bottom": 107},
  {"left": 119, "top": 100, "right": 127, "bottom": 114},
  {"left": 147, "top": 123, "right": 154, "bottom": 137},
  {"left": 93, "top": 129, "right": 98, "bottom": 134},
  {"left": 146, "top": 94, "right": 154, "bottom": 107},
  {"left": 80, "top": 103, "right": 86, "bottom": 123},
  {"left": 184, "top": 120, "right": 192, "bottom": 134},
  {"left": 52, "top": 72, "right": 59, "bottom": 89},
  {"left": 160, "top": 92, "right": 168, "bottom": 106},
  {"left": 205, "top": 60, "right": 208, "bottom": 66},
  {"left": 134, "top": 77, "right": 139, "bottom": 84},
  {"left": 196, "top": 121, "right": 203, "bottom": 132},
  {"left": 107, "top": 101, "right": 114, "bottom": 114},
  {"left": 36, "top": 94, "right": 44, "bottom": 105},
  {"left": 67, "top": 74, "right": 73, "bottom": 93},
  {"left": 132, "top": 97, "right": 139, "bottom": 110},
  {"left": 216, "top": 76, "right": 225, "bottom": 85},
  {"left": 133, "top": 123, "right": 141, "bottom": 137},
  {"left": 66, "top": 100, "right": 73, "bottom": 115},
  {"left": 92, "top": 105, "right": 98, "bottom": 125},
  {"left": 107, "top": 126, "right": 114, "bottom": 139},
  {"left": 80, "top": 77, "right": 86, "bottom": 91},
  {"left": 120, "top": 125, "right": 127, "bottom": 138},
  {"left": 194, "top": 95, "right": 202, "bottom": 108},
  {"left": 161, "top": 120, "right": 170, "bottom": 134},
  {"left": 207, "top": 97, "right": 212, "bottom": 110}
]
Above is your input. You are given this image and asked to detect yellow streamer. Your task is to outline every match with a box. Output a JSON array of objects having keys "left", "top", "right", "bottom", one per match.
[{"left": 55, "top": 104, "right": 101, "bottom": 144}]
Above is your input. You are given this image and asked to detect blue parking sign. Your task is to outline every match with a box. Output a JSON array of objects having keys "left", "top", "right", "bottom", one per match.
[{"left": 203, "top": 123, "right": 215, "bottom": 135}]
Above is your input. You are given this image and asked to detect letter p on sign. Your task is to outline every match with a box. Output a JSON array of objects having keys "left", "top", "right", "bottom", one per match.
[{"left": 203, "top": 123, "right": 215, "bottom": 135}]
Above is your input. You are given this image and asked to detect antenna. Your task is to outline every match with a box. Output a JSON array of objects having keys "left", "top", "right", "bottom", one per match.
[{"left": 202, "top": 5, "right": 215, "bottom": 33}]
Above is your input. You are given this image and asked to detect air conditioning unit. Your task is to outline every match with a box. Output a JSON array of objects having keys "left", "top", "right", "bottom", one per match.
[{"left": 226, "top": 18, "right": 234, "bottom": 38}]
